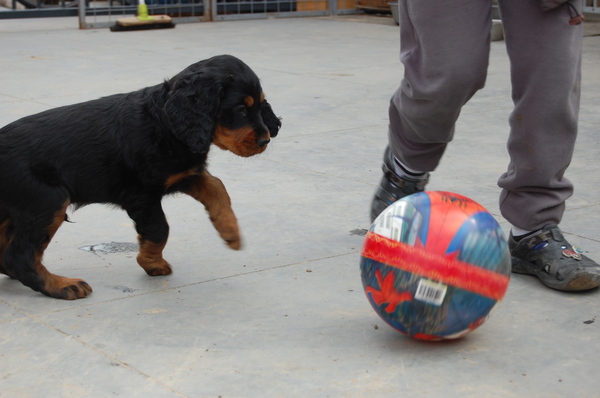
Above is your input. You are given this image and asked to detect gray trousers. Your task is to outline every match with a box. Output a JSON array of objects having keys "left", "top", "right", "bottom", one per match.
[{"left": 388, "top": 0, "right": 583, "bottom": 231}]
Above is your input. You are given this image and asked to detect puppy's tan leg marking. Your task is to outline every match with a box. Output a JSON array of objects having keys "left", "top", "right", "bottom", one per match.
[
  {"left": 37, "top": 263, "right": 93, "bottom": 300},
  {"left": 137, "top": 237, "right": 172, "bottom": 276},
  {"left": 38, "top": 201, "right": 92, "bottom": 299},
  {"left": 185, "top": 171, "right": 241, "bottom": 250}
]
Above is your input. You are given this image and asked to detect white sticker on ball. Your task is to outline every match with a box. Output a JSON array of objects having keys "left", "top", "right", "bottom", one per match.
[{"left": 415, "top": 279, "right": 448, "bottom": 306}]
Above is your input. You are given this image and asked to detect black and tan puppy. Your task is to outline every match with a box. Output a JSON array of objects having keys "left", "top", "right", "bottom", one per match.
[{"left": 0, "top": 54, "right": 281, "bottom": 299}]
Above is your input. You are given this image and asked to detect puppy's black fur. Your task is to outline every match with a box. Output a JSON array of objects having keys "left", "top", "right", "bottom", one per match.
[{"left": 0, "top": 54, "right": 281, "bottom": 299}]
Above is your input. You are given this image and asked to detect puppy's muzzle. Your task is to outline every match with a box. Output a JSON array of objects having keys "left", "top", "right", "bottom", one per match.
[{"left": 257, "top": 136, "right": 271, "bottom": 148}]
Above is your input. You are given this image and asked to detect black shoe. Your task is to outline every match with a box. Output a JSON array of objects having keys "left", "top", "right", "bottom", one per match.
[
  {"left": 370, "top": 147, "right": 429, "bottom": 222},
  {"left": 509, "top": 224, "right": 600, "bottom": 291}
]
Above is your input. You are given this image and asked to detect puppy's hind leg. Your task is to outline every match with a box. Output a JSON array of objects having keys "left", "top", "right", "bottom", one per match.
[
  {"left": 126, "top": 201, "right": 172, "bottom": 276},
  {"left": 4, "top": 201, "right": 92, "bottom": 299}
]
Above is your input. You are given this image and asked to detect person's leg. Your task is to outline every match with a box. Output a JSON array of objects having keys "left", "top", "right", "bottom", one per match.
[
  {"left": 497, "top": 0, "right": 582, "bottom": 231},
  {"left": 389, "top": 0, "right": 492, "bottom": 171},
  {"left": 498, "top": 0, "right": 600, "bottom": 291},
  {"left": 371, "top": 0, "right": 492, "bottom": 221}
]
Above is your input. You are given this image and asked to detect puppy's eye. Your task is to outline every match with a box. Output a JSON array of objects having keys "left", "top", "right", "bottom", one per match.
[{"left": 234, "top": 105, "right": 247, "bottom": 117}]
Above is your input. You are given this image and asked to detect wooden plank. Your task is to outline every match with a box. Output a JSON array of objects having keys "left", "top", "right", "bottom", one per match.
[{"left": 115, "top": 14, "right": 172, "bottom": 26}]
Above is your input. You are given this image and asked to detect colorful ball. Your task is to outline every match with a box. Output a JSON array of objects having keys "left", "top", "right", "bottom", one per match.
[{"left": 360, "top": 191, "right": 511, "bottom": 340}]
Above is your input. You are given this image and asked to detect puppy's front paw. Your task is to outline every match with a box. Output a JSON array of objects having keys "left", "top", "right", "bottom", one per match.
[
  {"left": 225, "top": 234, "right": 242, "bottom": 250},
  {"left": 145, "top": 261, "right": 173, "bottom": 276},
  {"left": 219, "top": 224, "right": 241, "bottom": 250},
  {"left": 137, "top": 255, "right": 173, "bottom": 276},
  {"left": 43, "top": 276, "right": 93, "bottom": 300},
  {"left": 211, "top": 213, "right": 241, "bottom": 250}
]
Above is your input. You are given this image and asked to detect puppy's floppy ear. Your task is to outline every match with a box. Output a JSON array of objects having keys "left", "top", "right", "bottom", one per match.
[
  {"left": 260, "top": 100, "right": 282, "bottom": 138},
  {"left": 164, "top": 71, "right": 223, "bottom": 154}
]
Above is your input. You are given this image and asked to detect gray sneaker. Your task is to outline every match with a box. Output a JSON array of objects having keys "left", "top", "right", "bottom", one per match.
[
  {"left": 509, "top": 224, "right": 600, "bottom": 291},
  {"left": 370, "top": 147, "right": 429, "bottom": 222}
]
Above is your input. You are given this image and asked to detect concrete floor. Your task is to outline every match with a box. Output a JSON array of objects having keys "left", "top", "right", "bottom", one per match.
[{"left": 0, "top": 14, "right": 599, "bottom": 398}]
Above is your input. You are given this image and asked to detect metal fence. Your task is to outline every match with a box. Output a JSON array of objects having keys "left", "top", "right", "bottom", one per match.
[
  {"left": 213, "top": 0, "right": 356, "bottom": 20},
  {"left": 0, "top": 0, "right": 80, "bottom": 18},
  {"left": 79, "top": 0, "right": 205, "bottom": 29},
  {"left": 584, "top": 0, "right": 599, "bottom": 13},
  {"left": 0, "top": 0, "right": 355, "bottom": 27},
  {"left": 78, "top": 0, "right": 355, "bottom": 28}
]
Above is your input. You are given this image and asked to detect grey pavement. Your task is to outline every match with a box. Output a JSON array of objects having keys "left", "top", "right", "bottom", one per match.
[{"left": 1, "top": 14, "right": 600, "bottom": 398}]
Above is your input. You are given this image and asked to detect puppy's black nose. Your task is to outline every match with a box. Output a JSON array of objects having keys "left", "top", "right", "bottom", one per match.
[{"left": 257, "top": 137, "right": 270, "bottom": 147}]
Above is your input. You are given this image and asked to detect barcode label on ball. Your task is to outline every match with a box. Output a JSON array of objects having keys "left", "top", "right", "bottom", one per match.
[{"left": 415, "top": 279, "right": 448, "bottom": 306}]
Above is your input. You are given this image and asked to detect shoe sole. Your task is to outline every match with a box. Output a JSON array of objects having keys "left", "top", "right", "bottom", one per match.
[{"left": 511, "top": 255, "right": 600, "bottom": 291}]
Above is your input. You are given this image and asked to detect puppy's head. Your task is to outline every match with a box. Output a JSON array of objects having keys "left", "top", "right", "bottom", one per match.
[{"left": 165, "top": 55, "right": 281, "bottom": 156}]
